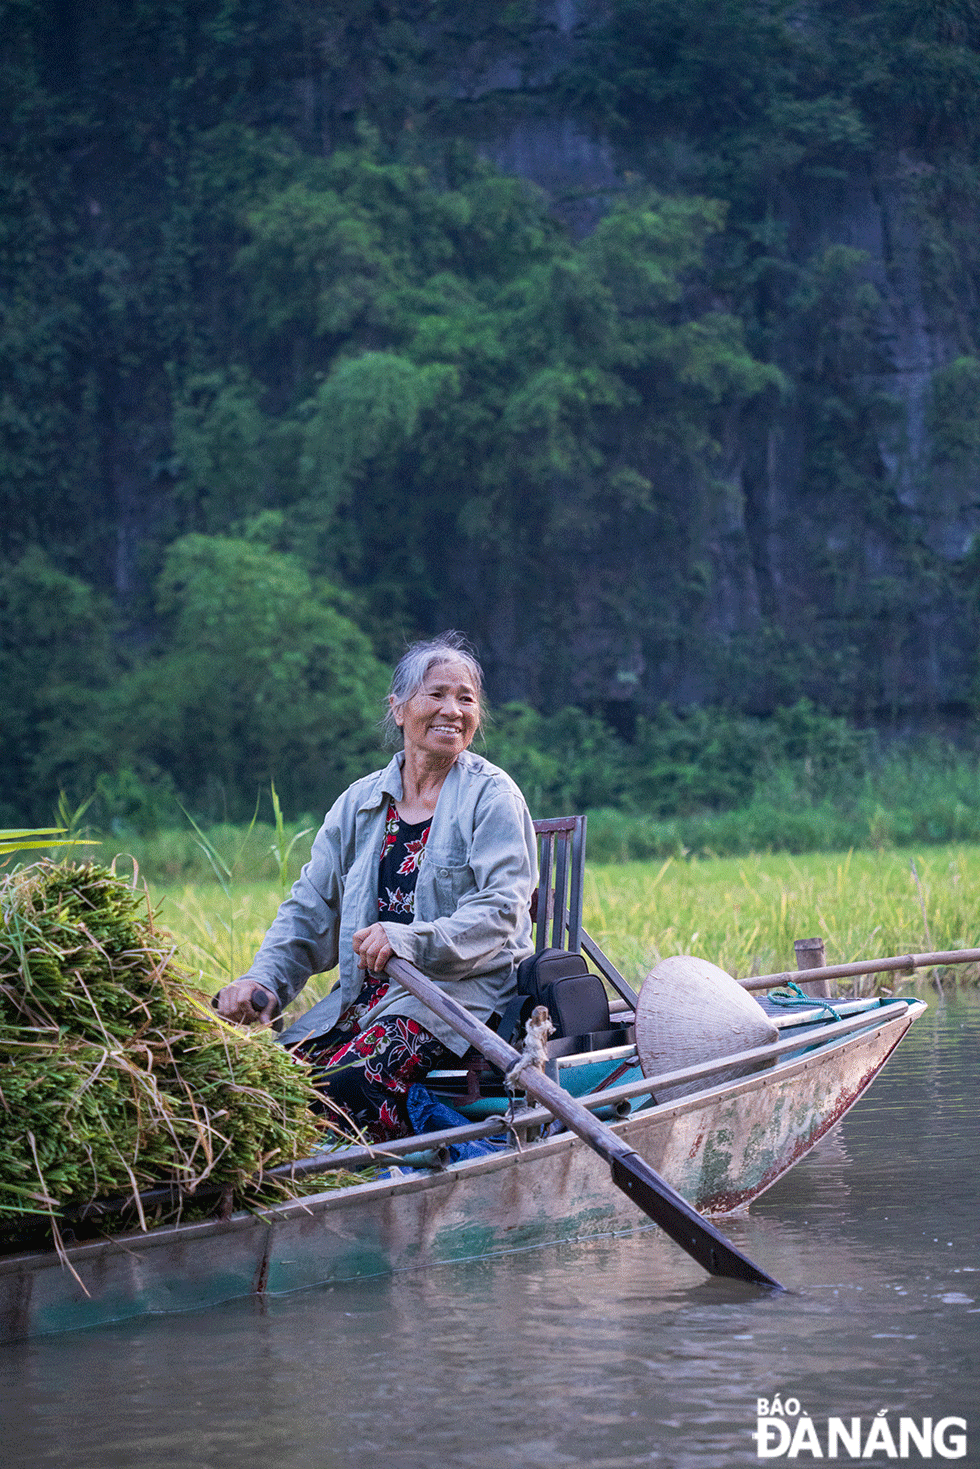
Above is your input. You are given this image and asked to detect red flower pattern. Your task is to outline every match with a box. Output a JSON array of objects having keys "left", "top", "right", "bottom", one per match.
[
  {"left": 291, "top": 808, "right": 450, "bottom": 1143},
  {"left": 397, "top": 836, "right": 428, "bottom": 875},
  {"left": 300, "top": 1003, "right": 451, "bottom": 1142},
  {"left": 382, "top": 885, "right": 415, "bottom": 916},
  {"left": 377, "top": 803, "right": 431, "bottom": 925}
]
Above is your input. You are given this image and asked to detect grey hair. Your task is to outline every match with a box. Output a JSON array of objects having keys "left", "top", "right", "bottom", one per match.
[{"left": 382, "top": 631, "right": 486, "bottom": 747}]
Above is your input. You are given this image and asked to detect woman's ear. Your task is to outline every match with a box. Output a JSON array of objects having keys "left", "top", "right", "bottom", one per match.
[{"left": 390, "top": 694, "right": 404, "bottom": 728}]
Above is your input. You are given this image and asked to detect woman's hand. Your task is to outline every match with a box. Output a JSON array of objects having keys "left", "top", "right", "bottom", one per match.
[
  {"left": 213, "top": 978, "right": 279, "bottom": 1025},
  {"left": 352, "top": 923, "right": 394, "bottom": 975}
]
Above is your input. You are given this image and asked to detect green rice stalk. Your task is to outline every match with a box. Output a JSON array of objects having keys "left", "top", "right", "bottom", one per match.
[{"left": 0, "top": 860, "right": 331, "bottom": 1236}]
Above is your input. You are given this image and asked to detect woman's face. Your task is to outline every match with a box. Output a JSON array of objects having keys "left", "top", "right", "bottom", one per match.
[{"left": 394, "top": 659, "right": 480, "bottom": 762}]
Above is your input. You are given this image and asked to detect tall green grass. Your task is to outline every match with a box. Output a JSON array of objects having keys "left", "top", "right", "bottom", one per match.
[
  {"left": 151, "top": 843, "right": 980, "bottom": 1008},
  {"left": 105, "top": 818, "right": 317, "bottom": 886},
  {"left": 584, "top": 745, "right": 980, "bottom": 861},
  {"left": 584, "top": 846, "right": 980, "bottom": 991},
  {"left": 90, "top": 737, "right": 980, "bottom": 876}
]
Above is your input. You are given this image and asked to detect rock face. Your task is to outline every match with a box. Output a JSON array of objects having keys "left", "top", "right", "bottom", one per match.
[
  {"left": 416, "top": 6, "right": 980, "bottom": 720},
  {"left": 699, "top": 162, "right": 980, "bottom": 720},
  {"left": 10, "top": 2, "right": 978, "bottom": 727}
]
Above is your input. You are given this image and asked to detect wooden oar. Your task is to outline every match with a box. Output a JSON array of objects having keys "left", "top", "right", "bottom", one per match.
[{"left": 385, "top": 955, "right": 784, "bottom": 1290}]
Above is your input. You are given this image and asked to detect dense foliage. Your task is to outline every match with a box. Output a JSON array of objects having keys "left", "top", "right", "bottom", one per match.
[{"left": 3, "top": 1, "right": 980, "bottom": 824}]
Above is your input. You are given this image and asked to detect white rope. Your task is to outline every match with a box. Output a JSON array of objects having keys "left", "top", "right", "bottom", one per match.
[
  {"left": 504, "top": 1005, "right": 555, "bottom": 1093},
  {"left": 500, "top": 1006, "right": 556, "bottom": 1150}
]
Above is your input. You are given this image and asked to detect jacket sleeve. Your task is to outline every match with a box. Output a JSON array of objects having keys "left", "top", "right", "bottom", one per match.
[
  {"left": 238, "top": 800, "right": 349, "bottom": 1012},
  {"left": 382, "top": 781, "right": 536, "bottom": 980}
]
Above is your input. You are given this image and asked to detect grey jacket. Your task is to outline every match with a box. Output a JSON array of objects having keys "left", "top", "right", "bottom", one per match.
[{"left": 242, "top": 750, "right": 537, "bottom": 1056}]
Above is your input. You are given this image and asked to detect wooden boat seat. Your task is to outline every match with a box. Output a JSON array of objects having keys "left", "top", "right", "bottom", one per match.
[
  {"left": 485, "top": 813, "right": 630, "bottom": 1050},
  {"left": 530, "top": 811, "right": 638, "bottom": 1006}
]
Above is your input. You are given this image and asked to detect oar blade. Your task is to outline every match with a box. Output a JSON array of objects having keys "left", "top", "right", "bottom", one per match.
[{"left": 610, "top": 1153, "right": 784, "bottom": 1289}]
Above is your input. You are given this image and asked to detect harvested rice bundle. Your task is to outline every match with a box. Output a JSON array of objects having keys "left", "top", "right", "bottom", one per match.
[{"left": 0, "top": 860, "right": 324, "bottom": 1229}]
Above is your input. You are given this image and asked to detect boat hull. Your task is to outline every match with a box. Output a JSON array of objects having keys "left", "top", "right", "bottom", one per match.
[{"left": 0, "top": 1001, "right": 922, "bottom": 1342}]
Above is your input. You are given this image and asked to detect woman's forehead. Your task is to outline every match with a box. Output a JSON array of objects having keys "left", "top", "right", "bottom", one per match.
[{"left": 421, "top": 658, "right": 477, "bottom": 691}]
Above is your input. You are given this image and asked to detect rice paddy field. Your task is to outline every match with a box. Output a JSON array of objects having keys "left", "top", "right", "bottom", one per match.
[{"left": 151, "top": 842, "right": 980, "bottom": 1012}]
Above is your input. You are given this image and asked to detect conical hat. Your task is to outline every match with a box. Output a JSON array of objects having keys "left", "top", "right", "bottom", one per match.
[{"left": 635, "top": 955, "right": 778, "bottom": 1102}]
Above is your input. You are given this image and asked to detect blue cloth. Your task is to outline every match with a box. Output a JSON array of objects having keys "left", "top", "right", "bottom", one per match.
[{"left": 404, "top": 1084, "right": 510, "bottom": 1162}]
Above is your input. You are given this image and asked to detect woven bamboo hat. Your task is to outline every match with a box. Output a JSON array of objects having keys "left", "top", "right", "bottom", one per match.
[{"left": 635, "top": 955, "right": 778, "bottom": 1102}]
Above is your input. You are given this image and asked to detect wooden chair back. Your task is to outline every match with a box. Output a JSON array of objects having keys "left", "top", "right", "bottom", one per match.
[
  {"left": 532, "top": 814, "right": 639, "bottom": 1009},
  {"left": 532, "top": 815, "right": 587, "bottom": 956}
]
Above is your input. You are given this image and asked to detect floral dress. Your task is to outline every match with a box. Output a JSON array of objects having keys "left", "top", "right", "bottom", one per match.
[{"left": 296, "top": 803, "right": 454, "bottom": 1141}]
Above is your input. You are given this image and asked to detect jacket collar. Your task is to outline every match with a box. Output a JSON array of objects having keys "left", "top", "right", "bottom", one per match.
[
  {"left": 354, "top": 752, "right": 405, "bottom": 814},
  {"left": 360, "top": 749, "right": 483, "bottom": 814}
]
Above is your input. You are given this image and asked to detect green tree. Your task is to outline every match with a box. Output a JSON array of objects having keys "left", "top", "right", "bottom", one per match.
[
  {"left": 121, "top": 535, "right": 389, "bottom": 817},
  {"left": 0, "top": 551, "right": 120, "bottom": 823},
  {"left": 171, "top": 369, "right": 275, "bottom": 533}
]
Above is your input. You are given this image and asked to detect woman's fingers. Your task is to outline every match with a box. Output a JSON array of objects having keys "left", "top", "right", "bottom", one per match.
[
  {"left": 352, "top": 924, "right": 394, "bottom": 973},
  {"left": 213, "top": 978, "right": 278, "bottom": 1024}
]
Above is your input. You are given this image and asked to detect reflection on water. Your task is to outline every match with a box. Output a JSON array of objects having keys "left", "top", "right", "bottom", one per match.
[{"left": 1, "top": 994, "right": 977, "bottom": 1468}]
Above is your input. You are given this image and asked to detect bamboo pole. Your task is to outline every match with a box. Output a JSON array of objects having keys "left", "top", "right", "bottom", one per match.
[{"left": 739, "top": 946, "right": 980, "bottom": 994}]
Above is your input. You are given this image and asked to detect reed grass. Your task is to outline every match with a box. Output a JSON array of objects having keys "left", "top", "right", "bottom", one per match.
[
  {"left": 583, "top": 845, "right": 980, "bottom": 991},
  {"left": 102, "top": 819, "right": 316, "bottom": 886},
  {"left": 154, "top": 843, "right": 980, "bottom": 1005}
]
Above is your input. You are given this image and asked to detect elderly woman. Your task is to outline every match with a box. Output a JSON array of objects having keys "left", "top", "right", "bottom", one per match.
[{"left": 214, "top": 631, "right": 537, "bottom": 1140}]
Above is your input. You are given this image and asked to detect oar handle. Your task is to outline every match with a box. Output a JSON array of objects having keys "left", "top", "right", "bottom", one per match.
[{"left": 210, "top": 985, "right": 282, "bottom": 1029}]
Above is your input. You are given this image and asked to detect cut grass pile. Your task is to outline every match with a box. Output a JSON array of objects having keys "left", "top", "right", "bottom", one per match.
[{"left": 0, "top": 860, "right": 325, "bottom": 1236}]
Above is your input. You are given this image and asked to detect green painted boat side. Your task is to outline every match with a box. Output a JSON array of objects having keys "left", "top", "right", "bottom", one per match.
[{"left": 0, "top": 1000, "right": 925, "bottom": 1342}]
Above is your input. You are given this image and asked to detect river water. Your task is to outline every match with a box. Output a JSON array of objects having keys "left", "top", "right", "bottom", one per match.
[{"left": 1, "top": 991, "right": 977, "bottom": 1468}]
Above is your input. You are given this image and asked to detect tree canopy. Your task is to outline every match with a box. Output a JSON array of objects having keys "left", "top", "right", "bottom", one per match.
[{"left": 3, "top": 1, "right": 980, "bottom": 823}]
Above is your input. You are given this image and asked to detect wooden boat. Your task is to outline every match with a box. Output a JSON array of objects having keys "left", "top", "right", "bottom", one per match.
[
  {"left": 0, "top": 818, "right": 931, "bottom": 1342},
  {"left": 0, "top": 987, "right": 926, "bottom": 1342}
]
